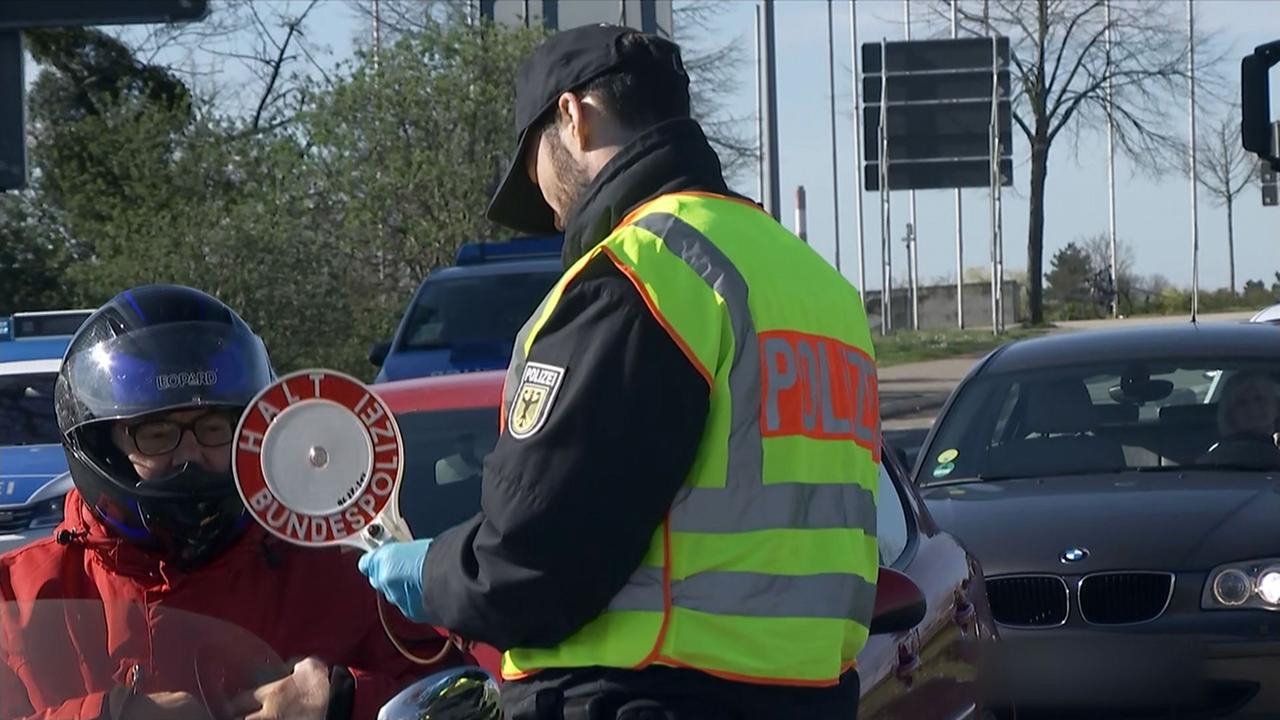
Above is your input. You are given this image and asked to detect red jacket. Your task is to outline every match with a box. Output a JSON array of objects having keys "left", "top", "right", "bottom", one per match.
[{"left": 0, "top": 491, "right": 497, "bottom": 720}]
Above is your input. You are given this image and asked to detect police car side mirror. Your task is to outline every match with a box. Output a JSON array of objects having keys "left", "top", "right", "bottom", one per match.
[
  {"left": 377, "top": 667, "right": 501, "bottom": 720},
  {"left": 369, "top": 340, "right": 392, "bottom": 367},
  {"left": 869, "top": 567, "right": 927, "bottom": 635}
]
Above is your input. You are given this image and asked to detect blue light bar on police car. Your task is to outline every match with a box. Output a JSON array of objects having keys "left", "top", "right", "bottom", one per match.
[
  {"left": 454, "top": 234, "right": 563, "bottom": 265},
  {"left": 0, "top": 317, "right": 11, "bottom": 341}
]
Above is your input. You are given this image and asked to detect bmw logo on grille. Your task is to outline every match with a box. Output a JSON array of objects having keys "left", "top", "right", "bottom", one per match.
[{"left": 1061, "top": 547, "right": 1090, "bottom": 563}]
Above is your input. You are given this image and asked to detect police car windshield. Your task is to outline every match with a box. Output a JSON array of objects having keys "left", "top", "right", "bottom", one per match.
[
  {"left": 12, "top": 313, "right": 91, "bottom": 339},
  {"left": 0, "top": 373, "right": 60, "bottom": 446},
  {"left": 401, "top": 272, "right": 559, "bottom": 351}
]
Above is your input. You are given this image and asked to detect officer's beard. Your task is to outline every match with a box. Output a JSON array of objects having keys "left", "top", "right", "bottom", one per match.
[{"left": 549, "top": 132, "right": 592, "bottom": 221}]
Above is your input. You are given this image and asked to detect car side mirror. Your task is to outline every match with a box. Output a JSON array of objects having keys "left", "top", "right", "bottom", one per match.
[
  {"left": 368, "top": 340, "right": 392, "bottom": 367},
  {"left": 870, "top": 567, "right": 927, "bottom": 635},
  {"left": 377, "top": 667, "right": 500, "bottom": 720}
]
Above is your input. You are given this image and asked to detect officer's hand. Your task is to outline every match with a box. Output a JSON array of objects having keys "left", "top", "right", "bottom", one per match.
[
  {"left": 227, "top": 657, "right": 330, "bottom": 720},
  {"left": 358, "top": 538, "right": 434, "bottom": 623}
]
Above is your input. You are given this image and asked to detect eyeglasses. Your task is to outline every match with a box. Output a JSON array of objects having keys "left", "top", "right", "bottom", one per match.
[{"left": 125, "top": 410, "right": 238, "bottom": 457}]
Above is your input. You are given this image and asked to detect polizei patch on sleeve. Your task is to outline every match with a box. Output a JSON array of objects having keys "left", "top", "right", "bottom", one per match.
[{"left": 508, "top": 362, "right": 566, "bottom": 439}]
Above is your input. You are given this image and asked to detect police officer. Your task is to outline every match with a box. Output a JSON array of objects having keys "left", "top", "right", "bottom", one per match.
[{"left": 360, "top": 24, "right": 880, "bottom": 720}]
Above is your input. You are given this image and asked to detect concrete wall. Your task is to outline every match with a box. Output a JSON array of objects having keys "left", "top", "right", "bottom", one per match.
[{"left": 863, "top": 281, "right": 1023, "bottom": 331}]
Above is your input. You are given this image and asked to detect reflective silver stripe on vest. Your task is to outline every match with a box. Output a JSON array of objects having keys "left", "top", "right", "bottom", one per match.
[
  {"left": 504, "top": 286, "right": 560, "bottom": 416},
  {"left": 608, "top": 566, "right": 877, "bottom": 621},
  {"left": 630, "top": 213, "right": 764, "bottom": 497},
  {"left": 668, "top": 481, "right": 876, "bottom": 533}
]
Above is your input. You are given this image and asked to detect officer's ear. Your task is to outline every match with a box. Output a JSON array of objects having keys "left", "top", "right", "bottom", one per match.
[{"left": 556, "top": 91, "right": 594, "bottom": 156}]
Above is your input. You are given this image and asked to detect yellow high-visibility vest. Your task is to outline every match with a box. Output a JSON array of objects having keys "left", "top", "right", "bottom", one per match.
[{"left": 500, "top": 192, "right": 880, "bottom": 687}]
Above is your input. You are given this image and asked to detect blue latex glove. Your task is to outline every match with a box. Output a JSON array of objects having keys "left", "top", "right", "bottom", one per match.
[{"left": 358, "top": 538, "right": 433, "bottom": 623}]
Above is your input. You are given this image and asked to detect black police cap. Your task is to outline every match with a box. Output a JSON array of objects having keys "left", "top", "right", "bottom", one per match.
[{"left": 485, "top": 24, "right": 689, "bottom": 234}]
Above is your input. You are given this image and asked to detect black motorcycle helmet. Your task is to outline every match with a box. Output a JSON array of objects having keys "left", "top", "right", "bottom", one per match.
[{"left": 55, "top": 285, "right": 275, "bottom": 569}]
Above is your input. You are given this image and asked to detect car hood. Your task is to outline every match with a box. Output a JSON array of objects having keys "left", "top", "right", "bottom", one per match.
[
  {"left": 0, "top": 444, "right": 68, "bottom": 506},
  {"left": 920, "top": 472, "right": 1280, "bottom": 575}
]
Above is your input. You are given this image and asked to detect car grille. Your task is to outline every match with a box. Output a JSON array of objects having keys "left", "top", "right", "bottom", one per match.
[
  {"left": 0, "top": 506, "right": 34, "bottom": 533},
  {"left": 1079, "top": 572, "right": 1174, "bottom": 625},
  {"left": 986, "top": 575, "right": 1069, "bottom": 627}
]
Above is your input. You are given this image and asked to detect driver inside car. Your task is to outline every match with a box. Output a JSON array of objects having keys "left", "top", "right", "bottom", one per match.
[
  {"left": 1198, "top": 370, "right": 1280, "bottom": 469},
  {"left": 0, "top": 285, "right": 480, "bottom": 720}
]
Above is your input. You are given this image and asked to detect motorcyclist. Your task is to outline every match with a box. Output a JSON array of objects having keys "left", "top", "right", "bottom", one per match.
[{"left": 0, "top": 285, "right": 479, "bottom": 720}]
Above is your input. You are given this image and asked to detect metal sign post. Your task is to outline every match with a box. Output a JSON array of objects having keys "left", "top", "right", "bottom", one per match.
[
  {"left": 879, "top": 40, "right": 893, "bottom": 335},
  {"left": 795, "top": 186, "right": 808, "bottom": 243},
  {"left": 951, "top": 0, "right": 964, "bottom": 329},
  {"left": 1105, "top": 0, "right": 1118, "bottom": 318},
  {"left": 904, "top": 0, "right": 919, "bottom": 331},
  {"left": 755, "top": 5, "right": 765, "bottom": 205},
  {"left": 989, "top": 36, "right": 1001, "bottom": 335},
  {"left": 1187, "top": 0, "right": 1199, "bottom": 323},
  {"left": 759, "top": 0, "right": 782, "bottom": 219},
  {"left": 826, "top": 0, "right": 842, "bottom": 274},
  {"left": 909, "top": 220, "right": 920, "bottom": 330},
  {"left": 905, "top": 223, "right": 918, "bottom": 329},
  {"left": 850, "top": 0, "right": 868, "bottom": 301}
]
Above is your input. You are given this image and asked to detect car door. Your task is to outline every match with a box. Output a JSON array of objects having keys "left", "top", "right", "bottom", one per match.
[{"left": 858, "top": 449, "right": 985, "bottom": 720}]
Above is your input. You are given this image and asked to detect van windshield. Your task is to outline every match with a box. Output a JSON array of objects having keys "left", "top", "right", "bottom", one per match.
[{"left": 400, "top": 272, "right": 560, "bottom": 351}]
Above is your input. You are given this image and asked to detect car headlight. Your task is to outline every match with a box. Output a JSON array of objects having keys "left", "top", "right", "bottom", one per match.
[
  {"left": 1203, "top": 560, "right": 1280, "bottom": 610},
  {"left": 27, "top": 495, "right": 65, "bottom": 529},
  {"left": 25, "top": 473, "right": 72, "bottom": 530}
]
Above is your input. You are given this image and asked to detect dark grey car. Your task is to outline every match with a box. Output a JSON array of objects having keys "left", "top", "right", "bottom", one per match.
[{"left": 912, "top": 322, "right": 1280, "bottom": 718}]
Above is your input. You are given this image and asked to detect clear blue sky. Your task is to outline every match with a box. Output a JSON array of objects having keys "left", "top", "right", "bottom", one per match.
[{"left": 28, "top": 0, "right": 1280, "bottom": 294}]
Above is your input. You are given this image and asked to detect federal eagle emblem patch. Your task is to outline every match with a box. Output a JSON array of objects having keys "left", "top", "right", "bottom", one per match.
[{"left": 508, "top": 362, "right": 565, "bottom": 439}]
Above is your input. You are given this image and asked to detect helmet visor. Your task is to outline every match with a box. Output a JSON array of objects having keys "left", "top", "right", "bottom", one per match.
[{"left": 59, "top": 321, "right": 274, "bottom": 432}]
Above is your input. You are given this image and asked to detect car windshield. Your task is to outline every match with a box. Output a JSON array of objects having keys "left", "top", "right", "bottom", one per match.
[
  {"left": 919, "top": 359, "right": 1280, "bottom": 486},
  {"left": 0, "top": 373, "right": 60, "bottom": 446},
  {"left": 397, "top": 406, "right": 500, "bottom": 537},
  {"left": 13, "top": 313, "right": 91, "bottom": 339},
  {"left": 400, "top": 271, "right": 560, "bottom": 351}
]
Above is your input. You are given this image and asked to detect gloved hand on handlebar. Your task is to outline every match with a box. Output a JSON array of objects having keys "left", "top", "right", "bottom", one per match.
[{"left": 358, "top": 538, "right": 434, "bottom": 623}]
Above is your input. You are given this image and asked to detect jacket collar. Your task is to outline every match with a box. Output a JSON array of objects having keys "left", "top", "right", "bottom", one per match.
[
  {"left": 560, "top": 118, "right": 745, "bottom": 268},
  {"left": 57, "top": 490, "right": 273, "bottom": 585}
]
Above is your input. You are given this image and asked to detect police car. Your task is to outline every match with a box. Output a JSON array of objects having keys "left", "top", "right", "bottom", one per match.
[
  {"left": 0, "top": 310, "right": 93, "bottom": 553},
  {"left": 369, "top": 236, "right": 563, "bottom": 383}
]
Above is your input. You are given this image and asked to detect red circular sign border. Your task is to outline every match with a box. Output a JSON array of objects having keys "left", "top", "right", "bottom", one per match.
[{"left": 232, "top": 369, "right": 405, "bottom": 546}]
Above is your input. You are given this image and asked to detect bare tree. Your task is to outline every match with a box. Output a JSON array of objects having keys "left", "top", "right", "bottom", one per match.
[
  {"left": 113, "top": 0, "right": 330, "bottom": 126},
  {"left": 929, "top": 0, "right": 1224, "bottom": 324},
  {"left": 1081, "top": 231, "right": 1134, "bottom": 312},
  {"left": 1189, "top": 106, "right": 1255, "bottom": 294}
]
